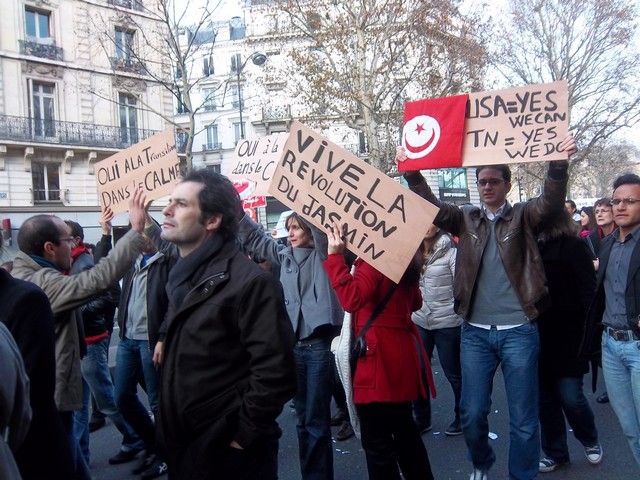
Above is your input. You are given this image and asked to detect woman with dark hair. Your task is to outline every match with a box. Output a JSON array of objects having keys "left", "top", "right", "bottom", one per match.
[
  {"left": 579, "top": 206, "right": 597, "bottom": 238},
  {"left": 536, "top": 211, "right": 602, "bottom": 473},
  {"left": 238, "top": 211, "right": 343, "bottom": 480},
  {"left": 323, "top": 221, "right": 435, "bottom": 480}
]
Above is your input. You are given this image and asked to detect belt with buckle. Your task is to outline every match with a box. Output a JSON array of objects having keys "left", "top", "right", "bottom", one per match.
[{"left": 605, "top": 326, "right": 640, "bottom": 342}]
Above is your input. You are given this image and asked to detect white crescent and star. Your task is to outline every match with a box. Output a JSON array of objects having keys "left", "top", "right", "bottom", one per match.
[{"left": 402, "top": 115, "right": 441, "bottom": 159}]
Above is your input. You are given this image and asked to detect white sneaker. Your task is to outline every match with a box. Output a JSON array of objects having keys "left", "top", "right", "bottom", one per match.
[
  {"left": 469, "top": 468, "right": 488, "bottom": 480},
  {"left": 585, "top": 444, "right": 603, "bottom": 465}
]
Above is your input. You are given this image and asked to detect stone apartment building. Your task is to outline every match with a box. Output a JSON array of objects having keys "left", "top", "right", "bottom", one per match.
[{"left": 0, "top": 0, "right": 173, "bottom": 254}]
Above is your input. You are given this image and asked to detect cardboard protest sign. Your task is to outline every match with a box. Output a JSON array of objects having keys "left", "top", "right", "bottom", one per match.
[
  {"left": 463, "top": 80, "right": 569, "bottom": 166},
  {"left": 95, "top": 128, "right": 180, "bottom": 214},
  {"left": 398, "top": 80, "right": 569, "bottom": 170},
  {"left": 228, "top": 132, "right": 288, "bottom": 196},
  {"left": 268, "top": 121, "right": 439, "bottom": 283}
]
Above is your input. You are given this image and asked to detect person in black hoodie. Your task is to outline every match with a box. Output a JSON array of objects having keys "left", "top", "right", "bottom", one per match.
[{"left": 536, "top": 210, "right": 601, "bottom": 473}]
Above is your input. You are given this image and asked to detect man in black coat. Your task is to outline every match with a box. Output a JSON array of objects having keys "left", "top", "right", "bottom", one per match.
[
  {"left": 582, "top": 173, "right": 640, "bottom": 467},
  {"left": 0, "top": 262, "right": 75, "bottom": 479},
  {"left": 135, "top": 170, "right": 296, "bottom": 480}
]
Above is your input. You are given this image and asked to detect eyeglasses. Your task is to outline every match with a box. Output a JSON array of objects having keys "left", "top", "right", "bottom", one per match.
[
  {"left": 476, "top": 179, "right": 504, "bottom": 187},
  {"left": 594, "top": 208, "right": 612, "bottom": 215},
  {"left": 58, "top": 236, "right": 75, "bottom": 245},
  {"left": 610, "top": 198, "right": 640, "bottom": 206}
]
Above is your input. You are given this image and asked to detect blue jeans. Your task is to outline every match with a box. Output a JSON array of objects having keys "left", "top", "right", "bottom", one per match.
[
  {"left": 114, "top": 337, "right": 159, "bottom": 450},
  {"left": 413, "top": 326, "right": 462, "bottom": 427},
  {"left": 293, "top": 337, "right": 334, "bottom": 480},
  {"left": 602, "top": 331, "right": 640, "bottom": 466},
  {"left": 60, "top": 411, "right": 92, "bottom": 480},
  {"left": 539, "top": 375, "right": 598, "bottom": 461},
  {"left": 74, "top": 337, "right": 144, "bottom": 463},
  {"left": 460, "top": 323, "right": 540, "bottom": 480}
]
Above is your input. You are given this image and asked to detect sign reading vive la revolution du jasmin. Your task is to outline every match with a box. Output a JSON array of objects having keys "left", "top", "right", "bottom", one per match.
[
  {"left": 268, "top": 121, "right": 439, "bottom": 284},
  {"left": 94, "top": 128, "right": 181, "bottom": 215}
]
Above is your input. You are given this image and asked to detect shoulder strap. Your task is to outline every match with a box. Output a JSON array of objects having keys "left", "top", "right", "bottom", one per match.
[{"left": 353, "top": 284, "right": 397, "bottom": 344}]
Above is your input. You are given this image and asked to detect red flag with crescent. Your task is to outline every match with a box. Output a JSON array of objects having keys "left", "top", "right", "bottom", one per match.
[{"left": 398, "top": 94, "right": 468, "bottom": 171}]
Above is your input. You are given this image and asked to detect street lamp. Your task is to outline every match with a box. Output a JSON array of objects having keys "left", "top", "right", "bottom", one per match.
[{"left": 236, "top": 51, "right": 267, "bottom": 140}]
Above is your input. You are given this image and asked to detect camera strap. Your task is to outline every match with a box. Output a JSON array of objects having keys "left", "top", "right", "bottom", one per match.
[{"left": 350, "top": 284, "right": 397, "bottom": 375}]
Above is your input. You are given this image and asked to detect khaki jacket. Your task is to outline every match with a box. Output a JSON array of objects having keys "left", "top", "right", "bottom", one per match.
[
  {"left": 12, "top": 230, "right": 144, "bottom": 411},
  {"left": 406, "top": 164, "right": 568, "bottom": 321}
]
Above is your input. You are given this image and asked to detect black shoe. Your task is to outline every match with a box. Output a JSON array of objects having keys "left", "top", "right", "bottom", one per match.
[
  {"left": 133, "top": 453, "right": 157, "bottom": 475},
  {"left": 108, "top": 448, "right": 143, "bottom": 465},
  {"left": 330, "top": 410, "right": 347, "bottom": 426},
  {"left": 140, "top": 458, "right": 168, "bottom": 479},
  {"left": 336, "top": 421, "right": 355, "bottom": 441},
  {"left": 89, "top": 417, "right": 106, "bottom": 433},
  {"left": 418, "top": 423, "right": 432, "bottom": 434},
  {"left": 596, "top": 392, "right": 609, "bottom": 404},
  {"left": 445, "top": 418, "right": 463, "bottom": 436}
]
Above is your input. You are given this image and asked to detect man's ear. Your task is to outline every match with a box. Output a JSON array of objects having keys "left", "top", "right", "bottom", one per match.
[
  {"left": 205, "top": 214, "right": 223, "bottom": 232},
  {"left": 506, "top": 181, "right": 513, "bottom": 193},
  {"left": 42, "top": 240, "right": 57, "bottom": 259}
]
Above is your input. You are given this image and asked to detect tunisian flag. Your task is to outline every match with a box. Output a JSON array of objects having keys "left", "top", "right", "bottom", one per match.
[{"left": 397, "top": 94, "right": 468, "bottom": 171}]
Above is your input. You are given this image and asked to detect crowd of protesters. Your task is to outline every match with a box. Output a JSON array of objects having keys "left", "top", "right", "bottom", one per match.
[{"left": 2, "top": 132, "right": 640, "bottom": 480}]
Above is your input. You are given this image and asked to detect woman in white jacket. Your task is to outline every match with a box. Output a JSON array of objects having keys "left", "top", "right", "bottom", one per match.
[{"left": 412, "top": 224, "right": 463, "bottom": 436}]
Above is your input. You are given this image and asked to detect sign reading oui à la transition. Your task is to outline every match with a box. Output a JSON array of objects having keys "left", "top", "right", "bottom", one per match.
[{"left": 95, "top": 129, "right": 181, "bottom": 214}]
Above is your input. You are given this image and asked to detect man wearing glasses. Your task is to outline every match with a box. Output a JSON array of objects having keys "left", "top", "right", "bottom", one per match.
[
  {"left": 399, "top": 134, "right": 577, "bottom": 480},
  {"left": 11, "top": 194, "right": 148, "bottom": 480},
  {"left": 582, "top": 173, "right": 640, "bottom": 467}
]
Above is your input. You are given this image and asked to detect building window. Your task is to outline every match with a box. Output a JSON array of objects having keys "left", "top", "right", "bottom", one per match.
[
  {"left": 437, "top": 168, "right": 467, "bottom": 189},
  {"left": 115, "top": 28, "right": 135, "bottom": 61},
  {"left": 230, "top": 84, "right": 242, "bottom": 108},
  {"left": 32, "top": 162, "right": 60, "bottom": 202},
  {"left": 118, "top": 93, "right": 138, "bottom": 144},
  {"left": 31, "top": 81, "right": 55, "bottom": 137},
  {"left": 202, "top": 88, "right": 216, "bottom": 111},
  {"left": 176, "top": 92, "right": 189, "bottom": 114},
  {"left": 25, "top": 8, "right": 51, "bottom": 40},
  {"left": 203, "top": 56, "right": 214, "bottom": 76},
  {"left": 206, "top": 164, "right": 221, "bottom": 173},
  {"left": 358, "top": 131, "right": 369, "bottom": 154},
  {"left": 230, "top": 53, "right": 242, "bottom": 72},
  {"left": 206, "top": 125, "right": 219, "bottom": 149},
  {"left": 233, "top": 122, "right": 245, "bottom": 144}
]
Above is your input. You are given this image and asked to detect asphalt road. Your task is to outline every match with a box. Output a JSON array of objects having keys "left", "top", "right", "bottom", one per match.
[{"left": 88, "top": 333, "right": 638, "bottom": 480}]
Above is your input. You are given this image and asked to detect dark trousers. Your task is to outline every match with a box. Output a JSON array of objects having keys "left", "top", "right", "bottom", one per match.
[
  {"left": 293, "top": 337, "right": 335, "bottom": 480},
  {"left": 357, "top": 402, "right": 434, "bottom": 480},
  {"left": 413, "top": 325, "right": 462, "bottom": 426},
  {"left": 169, "top": 436, "right": 279, "bottom": 480},
  {"left": 539, "top": 374, "right": 599, "bottom": 462}
]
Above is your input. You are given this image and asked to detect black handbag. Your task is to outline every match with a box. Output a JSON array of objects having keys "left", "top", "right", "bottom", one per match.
[{"left": 349, "top": 285, "right": 397, "bottom": 376}]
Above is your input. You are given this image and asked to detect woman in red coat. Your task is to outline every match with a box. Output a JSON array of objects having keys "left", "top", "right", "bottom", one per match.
[{"left": 323, "top": 222, "right": 435, "bottom": 480}]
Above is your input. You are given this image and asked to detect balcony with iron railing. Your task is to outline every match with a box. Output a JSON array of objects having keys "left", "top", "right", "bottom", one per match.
[
  {"left": 19, "top": 39, "right": 64, "bottom": 61},
  {"left": 0, "top": 114, "right": 158, "bottom": 150},
  {"left": 107, "top": 0, "right": 144, "bottom": 12},
  {"left": 202, "top": 142, "right": 222, "bottom": 152},
  {"left": 110, "top": 56, "right": 147, "bottom": 75},
  {"left": 261, "top": 105, "right": 291, "bottom": 122}
]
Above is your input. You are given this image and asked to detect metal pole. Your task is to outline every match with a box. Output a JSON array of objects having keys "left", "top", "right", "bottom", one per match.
[{"left": 237, "top": 64, "right": 244, "bottom": 140}]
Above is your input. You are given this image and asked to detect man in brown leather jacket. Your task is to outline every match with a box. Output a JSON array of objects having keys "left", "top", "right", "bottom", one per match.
[{"left": 400, "top": 135, "right": 576, "bottom": 480}]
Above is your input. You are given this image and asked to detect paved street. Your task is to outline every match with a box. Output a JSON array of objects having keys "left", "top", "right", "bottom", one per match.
[{"left": 87, "top": 329, "right": 638, "bottom": 480}]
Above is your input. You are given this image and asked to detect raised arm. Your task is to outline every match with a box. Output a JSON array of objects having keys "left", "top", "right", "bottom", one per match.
[{"left": 237, "top": 215, "right": 284, "bottom": 266}]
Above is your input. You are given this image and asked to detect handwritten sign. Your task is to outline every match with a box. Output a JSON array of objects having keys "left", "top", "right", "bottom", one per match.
[
  {"left": 268, "top": 121, "right": 439, "bottom": 283},
  {"left": 95, "top": 129, "right": 180, "bottom": 214},
  {"left": 463, "top": 80, "right": 569, "bottom": 166},
  {"left": 228, "top": 132, "right": 288, "bottom": 196}
]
